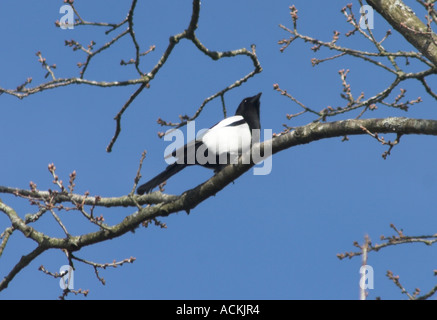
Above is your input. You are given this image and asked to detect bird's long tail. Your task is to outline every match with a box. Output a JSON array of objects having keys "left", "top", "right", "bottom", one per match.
[{"left": 137, "top": 163, "right": 187, "bottom": 195}]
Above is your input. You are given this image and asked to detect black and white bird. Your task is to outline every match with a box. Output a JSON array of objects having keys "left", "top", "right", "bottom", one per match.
[{"left": 137, "top": 92, "right": 262, "bottom": 195}]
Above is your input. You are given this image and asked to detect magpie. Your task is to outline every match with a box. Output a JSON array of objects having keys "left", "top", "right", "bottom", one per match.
[{"left": 137, "top": 92, "right": 262, "bottom": 195}]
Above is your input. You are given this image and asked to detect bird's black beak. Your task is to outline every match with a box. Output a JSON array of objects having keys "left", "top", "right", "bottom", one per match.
[{"left": 250, "top": 92, "right": 262, "bottom": 103}]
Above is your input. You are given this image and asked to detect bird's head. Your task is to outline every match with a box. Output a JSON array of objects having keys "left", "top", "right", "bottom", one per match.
[{"left": 235, "top": 92, "right": 262, "bottom": 131}]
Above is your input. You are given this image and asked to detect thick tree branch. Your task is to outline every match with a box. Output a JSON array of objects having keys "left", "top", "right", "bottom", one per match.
[
  {"left": 1, "top": 117, "right": 436, "bottom": 291},
  {"left": 4, "top": 117, "right": 437, "bottom": 242},
  {"left": 367, "top": 0, "right": 437, "bottom": 66},
  {"left": 0, "top": 245, "right": 47, "bottom": 291}
]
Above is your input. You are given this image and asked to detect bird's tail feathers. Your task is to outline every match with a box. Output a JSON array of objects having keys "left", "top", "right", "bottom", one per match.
[{"left": 137, "top": 163, "right": 187, "bottom": 195}]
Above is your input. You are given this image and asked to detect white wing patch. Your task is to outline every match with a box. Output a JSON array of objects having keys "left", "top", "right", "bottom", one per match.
[
  {"left": 164, "top": 115, "right": 252, "bottom": 165},
  {"left": 201, "top": 116, "right": 251, "bottom": 156}
]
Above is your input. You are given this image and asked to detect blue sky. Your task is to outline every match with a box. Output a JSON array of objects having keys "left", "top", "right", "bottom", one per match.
[{"left": 1, "top": 0, "right": 437, "bottom": 299}]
